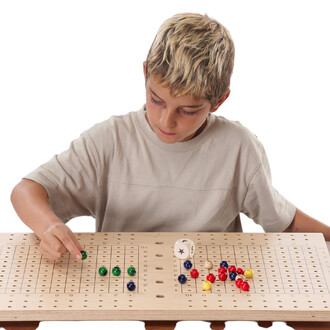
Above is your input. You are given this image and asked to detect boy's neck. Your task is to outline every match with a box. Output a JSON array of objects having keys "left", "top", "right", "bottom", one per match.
[{"left": 192, "top": 118, "right": 208, "bottom": 139}]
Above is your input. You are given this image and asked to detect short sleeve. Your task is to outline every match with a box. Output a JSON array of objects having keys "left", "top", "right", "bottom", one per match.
[
  {"left": 240, "top": 142, "right": 296, "bottom": 232},
  {"left": 24, "top": 128, "right": 103, "bottom": 222}
]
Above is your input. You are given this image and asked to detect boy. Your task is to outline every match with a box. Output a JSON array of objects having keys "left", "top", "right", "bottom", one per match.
[{"left": 11, "top": 13, "right": 330, "bottom": 261}]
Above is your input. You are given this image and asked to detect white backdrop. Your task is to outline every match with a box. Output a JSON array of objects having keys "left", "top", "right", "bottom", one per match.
[{"left": 0, "top": 0, "right": 329, "bottom": 329}]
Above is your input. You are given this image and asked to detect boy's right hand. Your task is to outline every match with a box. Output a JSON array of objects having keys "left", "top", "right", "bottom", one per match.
[{"left": 39, "top": 222, "right": 84, "bottom": 261}]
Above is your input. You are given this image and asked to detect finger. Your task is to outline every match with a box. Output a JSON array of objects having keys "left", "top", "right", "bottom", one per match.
[
  {"left": 41, "top": 250, "right": 61, "bottom": 262},
  {"left": 40, "top": 244, "right": 65, "bottom": 261},
  {"left": 67, "top": 230, "right": 84, "bottom": 253},
  {"left": 56, "top": 229, "right": 84, "bottom": 260},
  {"left": 40, "top": 236, "right": 67, "bottom": 261}
]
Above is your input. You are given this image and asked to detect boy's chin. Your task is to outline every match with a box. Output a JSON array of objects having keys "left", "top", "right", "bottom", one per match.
[{"left": 156, "top": 135, "right": 179, "bottom": 144}]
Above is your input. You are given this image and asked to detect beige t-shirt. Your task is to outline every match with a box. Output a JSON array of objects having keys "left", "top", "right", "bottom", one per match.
[{"left": 24, "top": 105, "right": 296, "bottom": 233}]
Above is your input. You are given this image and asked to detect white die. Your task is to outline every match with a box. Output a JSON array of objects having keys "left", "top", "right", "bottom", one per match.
[{"left": 174, "top": 238, "right": 195, "bottom": 259}]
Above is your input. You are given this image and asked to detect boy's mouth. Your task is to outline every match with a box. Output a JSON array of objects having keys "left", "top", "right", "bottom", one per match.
[{"left": 159, "top": 128, "right": 176, "bottom": 136}]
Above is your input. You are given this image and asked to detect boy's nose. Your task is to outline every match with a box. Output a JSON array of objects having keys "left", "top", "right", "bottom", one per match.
[{"left": 161, "top": 109, "right": 176, "bottom": 129}]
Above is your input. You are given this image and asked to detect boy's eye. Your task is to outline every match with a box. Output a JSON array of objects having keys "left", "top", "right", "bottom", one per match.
[
  {"left": 182, "top": 110, "right": 197, "bottom": 116},
  {"left": 151, "top": 96, "right": 163, "bottom": 105},
  {"left": 150, "top": 95, "right": 197, "bottom": 116}
]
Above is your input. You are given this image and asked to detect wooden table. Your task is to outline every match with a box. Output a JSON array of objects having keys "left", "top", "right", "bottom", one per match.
[{"left": 0, "top": 232, "right": 329, "bottom": 329}]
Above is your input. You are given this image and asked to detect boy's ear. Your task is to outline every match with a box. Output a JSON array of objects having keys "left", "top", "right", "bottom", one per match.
[
  {"left": 143, "top": 61, "right": 147, "bottom": 80},
  {"left": 210, "top": 89, "right": 230, "bottom": 112}
]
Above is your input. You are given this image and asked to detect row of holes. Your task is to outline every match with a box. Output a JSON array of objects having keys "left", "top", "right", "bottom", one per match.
[
  {"left": 6, "top": 302, "right": 329, "bottom": 309},
  {"left": 6, "top": 233, "right": 316, "bottom": 248}
]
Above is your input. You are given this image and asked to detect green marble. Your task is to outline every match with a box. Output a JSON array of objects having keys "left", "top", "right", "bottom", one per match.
[
  {"left": 112, "top": 266, "right": 121, "bottom": 276},
  {"left": 127, "top": 266, "right": 136, "bottom": 276},
  {"left": 80, "top": 250, "right": 87, "bottom": 260},
  {"left": 98, "top": 266, "right": 108, "bottom": 276}
]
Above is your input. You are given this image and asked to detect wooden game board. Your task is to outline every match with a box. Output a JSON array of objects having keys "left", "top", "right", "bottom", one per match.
[{"left": 0, "top": 232, "right": 329, "bottom": 323}]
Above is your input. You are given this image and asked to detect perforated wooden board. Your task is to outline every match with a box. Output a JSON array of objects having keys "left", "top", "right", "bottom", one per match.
[{"left": 0, "top": 232, "right": 329, "bottom": 322}]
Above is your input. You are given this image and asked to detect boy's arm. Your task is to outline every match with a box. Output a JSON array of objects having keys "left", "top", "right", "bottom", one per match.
[
  {"left": 11, "top": 178, "right": 83, "bottom": 260},
  {"left": 283, "top": 208, "right": 330, "bottom": 242}
]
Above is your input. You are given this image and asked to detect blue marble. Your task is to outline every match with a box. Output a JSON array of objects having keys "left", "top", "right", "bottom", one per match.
[
  {"left": 229, "top": 271, "right": 238, "bottom": 281},
  {"left": 220, "top": 261, "right": 229, "bottom": 268},
  {"left": 183, "top": 260, "right": 193, "bottom": 269},
  {"left": 178, "top": 274, "right": 187, "bottom": 284},
  {"left": 127, "top": 281, "right": 136, "bottom": 291}
]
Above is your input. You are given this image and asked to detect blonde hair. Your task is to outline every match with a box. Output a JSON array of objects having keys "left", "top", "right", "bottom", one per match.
[{"left": 145, "top": 13, "right": 235, "bottom": 106}]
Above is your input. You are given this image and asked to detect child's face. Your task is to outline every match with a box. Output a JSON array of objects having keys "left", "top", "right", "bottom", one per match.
[{"left": 144, "top": 75, "right": 219, "bottom": 144}]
